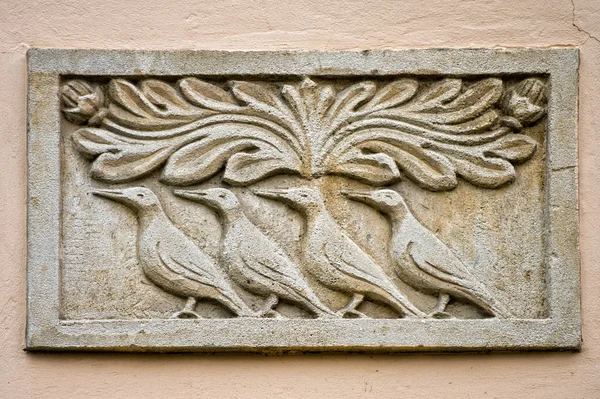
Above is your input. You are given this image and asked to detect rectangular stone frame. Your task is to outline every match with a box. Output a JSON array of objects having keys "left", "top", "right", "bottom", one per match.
[{"left": 26, "top": 48, "right": 580, "bottom": 352}]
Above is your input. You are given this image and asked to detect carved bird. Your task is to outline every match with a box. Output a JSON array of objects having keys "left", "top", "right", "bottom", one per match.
[
  {"left": 342, "top": 189, "right": 512, "bottom": 318},
  {"left": 93, "top": 187, "right": 258, "bottom": 319},
  {"left": 173, "top": 188, "right": 339, "bottom": 319},
  {"left": 254, "top": 187, "right": 426, "bottom": 319}
]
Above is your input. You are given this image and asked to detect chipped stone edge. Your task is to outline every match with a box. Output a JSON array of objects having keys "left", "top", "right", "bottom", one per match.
[{"left": 26, "top": 48, "right": 581, "bottom": 353}]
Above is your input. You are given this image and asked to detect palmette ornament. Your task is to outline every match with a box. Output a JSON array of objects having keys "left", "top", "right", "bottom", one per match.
[{"left": 68, "top": 76, "right": 541, "bottom": 191}]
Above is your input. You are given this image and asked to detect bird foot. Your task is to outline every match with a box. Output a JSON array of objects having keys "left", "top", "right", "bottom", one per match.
[
  {"left": 338, "top": 293, "right": 366, "bottom": 318},
  {"left": 257, "top": 294, "right": 279, "bottom": 317},
  {"left": 428, "top": 311, "right": 454, "bottom": 319},
  {"left": 172, "top": 310, "right": 202, "bottom": 319}
]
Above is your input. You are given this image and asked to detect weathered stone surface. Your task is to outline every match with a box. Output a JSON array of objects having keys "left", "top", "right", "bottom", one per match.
[{"left": 26, "top": 48, "right": 580, "bottom": 352}]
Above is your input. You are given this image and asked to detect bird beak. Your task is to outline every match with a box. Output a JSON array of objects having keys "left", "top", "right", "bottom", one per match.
[
  {"left": 92, "top": 189, "right": 126, "bottom": 200},
  {"left": 341, "top": 189, "right": 376, "bottom": 204},
  {"left": 252, "top": 189, "right": 289, "bottom": 200},
  {"left": 173, "top": 189, "right": 208, "bottom": 202}
]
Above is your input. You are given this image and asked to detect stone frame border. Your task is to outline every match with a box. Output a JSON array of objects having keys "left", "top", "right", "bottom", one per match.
[{"left": 26, "top": 48, "right": 580, "bottom": 352}]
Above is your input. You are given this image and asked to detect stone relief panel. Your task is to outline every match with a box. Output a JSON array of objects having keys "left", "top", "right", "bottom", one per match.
[
  {"left": 60, "top": 75, "right": 546, "bottom": 320},
  {"left": 27, "top": 49, "right": 579, "bottom": 351}
]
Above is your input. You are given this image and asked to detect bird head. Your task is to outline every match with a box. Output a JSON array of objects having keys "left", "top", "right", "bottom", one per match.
[
  {"left": 253, "top": 187, "right": 322, "bottom": 213},
  {"left": 341, "top": 189, "right": 407, "bottom": 215},
  {"left": 92, "top": 187, "right": 161, "bottom": 213},
  {"left": 173, "top": 188, "right": 240, "bottom": 212}
]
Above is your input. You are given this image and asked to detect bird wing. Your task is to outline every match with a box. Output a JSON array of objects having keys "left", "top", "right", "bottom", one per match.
[
  {"left": 407, "top": 240, "right": 473, "bottom": 287},
  {"left": 323, "top": 237, "right": 389, "bottom": 289},
  {"left": 156, "top": 240, "right": 224, "bottom": 291},
  {"left": 238, "top": 238, "right": 313, "bottom": 301},
  {"left": 407, "top": 240, "right": 510, "bottom": 317}
]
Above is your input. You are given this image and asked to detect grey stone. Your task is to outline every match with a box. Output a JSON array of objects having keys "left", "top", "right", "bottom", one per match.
[{"left": 26, "top": 48, "right": 580, "bottom": 352}]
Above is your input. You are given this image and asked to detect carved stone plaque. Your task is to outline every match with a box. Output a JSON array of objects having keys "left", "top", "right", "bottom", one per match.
[{"left": 26, "top": 49, "right": 580, "bottom": 352}]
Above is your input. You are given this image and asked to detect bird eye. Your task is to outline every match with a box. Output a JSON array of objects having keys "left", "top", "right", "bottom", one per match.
[
  {"left": 218, "top": 194, "right": 226, "bottom": 198},
  {"left": 137, "top": 194, "right": 145, "bottom": 198},
  {"left": 300, "top": 194, "right": 308, "bottom": 198}
]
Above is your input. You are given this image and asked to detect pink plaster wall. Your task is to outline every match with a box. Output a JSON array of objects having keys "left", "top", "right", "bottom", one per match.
[{"left": 1, "top": 0, "right": 599, "bottom": 397}]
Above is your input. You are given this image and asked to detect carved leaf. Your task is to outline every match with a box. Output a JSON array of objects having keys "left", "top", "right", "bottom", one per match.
[
  {"left": 231, "top": 81, "right": 282, "bottom": 110},
  {"left": 412, "top": 78, "right": 462, "bottom": 109},
  {"left": 324, "top": 82, "right": 377, "bottom": 134},
  {"left": 449, "top": 156, "right": 516, "bottom": 188},
  {"left": 484, "top": 134, "right": 537, "bottom": 163},
  {"left": 73, "top": 127, "right": 125, "bottom": 156},
  {"left": 360, "top": 140, "right": 458, "bottom": 190},
  {"left": 440, "top": 79, "right": 503, "bottom": 115},
  {"left": 160, "top": 124, "right": 301, "bottom": 186},
  {"left": 223, "top": 150, "right": 299, "bottom": 185},
  {"left": 230, "top": 81, "right": 301, "bottom": 134},
  {"left": 298, "top": 78, "right": 336, "bottom": 119},
  {"left": 72, "top": 128, "right": 185, "bottom": 182},
  {"left": 330, "top": 149, "right": 401, "bottom": 186},
  {"left": 162, "top": 140, "right": 256, "bottom": 185},
  {"left": 109, "top": 79, "right": 157, "bottom": 117},
  {"left": 361, "top": 79, "right": 419, "bottom": 112},
  {"left": 107, "top": 79, "right": 209, "bottom": 131},
  {"left": 140, "top": 80, "right": 197, "bottom": 113},
  {"left": 327, "top": 82, "right": 377, "bottom": 118},
  {"left": 328, "top": 134, "right": 458, "bottom": 190},
  {"left": 178, "top": 78, "right": 242, "bottom": 112},
  {"left": 369, "top": 78, "right": 504, "bottom": 127}
]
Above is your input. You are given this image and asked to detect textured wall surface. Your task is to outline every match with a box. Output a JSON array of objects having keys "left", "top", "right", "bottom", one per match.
[{"left": 1, "top": 0, "right": 599, "bottom": 397}]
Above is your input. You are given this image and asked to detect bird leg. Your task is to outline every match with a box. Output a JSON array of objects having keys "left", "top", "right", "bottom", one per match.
[
  {"left": 429, "top": 293, "right": 454, "bottom": 319},
  {"left": 339, "top": 294, "right": 368, "bottom": 319},
  {"left": 258, "top": 294, "right": 283, "bottom": 318},
  {"left": 172, "top": 297, "right": 202, "bottom": 319}
]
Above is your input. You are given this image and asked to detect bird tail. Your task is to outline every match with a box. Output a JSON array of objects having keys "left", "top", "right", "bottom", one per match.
[
  {"left": 305, "top": 296, "right": 338, "bottom": 318},
  {"left": 460, "top": 286, "right": 513, "bottom": 318},
  {"left": 391, "top": 293, "right": 427, "bottom": 318},
  {"left": 285, "top": 286, "right": 339, "bottom": 318},
  {"left": 373, "top": 287, "right": 426, "bottom": 318},
  {"left": 216, "top": 290, "right": 258, "bottom": 318}
]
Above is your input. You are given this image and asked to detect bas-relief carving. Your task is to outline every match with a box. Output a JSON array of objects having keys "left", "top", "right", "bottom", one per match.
[
  {"left": 60, "top": 75, "right": 548, "bottom": 321},
  {"left": 64, "top": 77, "right": 542, "bottom": 189}
]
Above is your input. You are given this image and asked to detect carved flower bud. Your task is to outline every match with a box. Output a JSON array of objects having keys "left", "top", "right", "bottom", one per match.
[
  {"left": 61, "top": 80, "right": 107, "bottom": 125},
  {"left": 502, "top": 78, "right": 547, "bottom": 127}
]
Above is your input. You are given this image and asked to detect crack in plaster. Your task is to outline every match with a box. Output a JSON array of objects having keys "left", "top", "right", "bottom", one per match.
[{"left": 571, "top": 0, "right": 600, "bottom": 45}]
